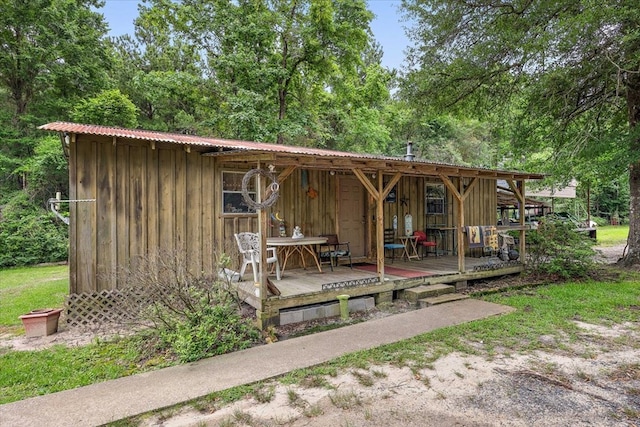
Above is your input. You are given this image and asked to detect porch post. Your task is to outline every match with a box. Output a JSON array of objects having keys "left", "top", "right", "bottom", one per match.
[
  {"left": 256, "top": 164, "right": 267, "bottom": 309},
  {"left": 353, "top": 169, "right": 401, "bottom": 283},
  {"left": 507, "top": 178, "right": 527, "bottom": 265},
  {"left": 376, "top": 172, "right": 385, "bottom": 281},
  {"left": 518, "top": 179, "right": 526, "bottom": 262},
  {"left": 439, "top": 175, "right": 465, "bottom": 273},
  {"left": 457, "top": 178, "right": 465, "bottom": 273}
]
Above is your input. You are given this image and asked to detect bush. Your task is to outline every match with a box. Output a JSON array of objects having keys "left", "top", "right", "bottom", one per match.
[
  {"left": 0, "top": 192, "right": 68, "bottom": 268},
  {"left": 526, "top": 219, "right": 596, "bottom": 279},
  {"left": 119, "top": 250, "right": 260, "bottom": 363}
]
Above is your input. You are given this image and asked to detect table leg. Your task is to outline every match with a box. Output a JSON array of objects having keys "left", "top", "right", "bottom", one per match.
[{"left": 302, "top": 244, "right": 323, "bottom": 272}]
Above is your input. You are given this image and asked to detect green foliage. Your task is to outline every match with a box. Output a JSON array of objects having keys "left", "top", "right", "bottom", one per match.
[
  {"left": 590, "top": 178, "right": 630, "bottom": 222},
  {"left": 0, "top": 0, "right": 111, "bottom": 120},
  {"left": 18, "top": 136, "right": 69, "bottom": 204},
  {"left": 158, "top": 299, "right": 260, "bottom": 363},
  {"left": 0, "top": 192, "right": 68, "bottom": 268},
  {"left": 526, "top": 220, "right": 597, "bottom": 279},
  {"left": 120, "top": 251, "right": 260, "bottom": 363},
  {"left": 400, "top": 0, "right": 640, "bottom": 263},
  {"left": 71, "top": 89, "right": 139, "bottom": 128},
  {"left": 125, "top": 0, "right": 390, "bottom": 148}
]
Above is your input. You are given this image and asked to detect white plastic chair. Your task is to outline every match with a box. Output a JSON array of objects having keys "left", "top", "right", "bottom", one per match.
[{"left": 234, "top": 232, "right": 281, "bottom": 282}]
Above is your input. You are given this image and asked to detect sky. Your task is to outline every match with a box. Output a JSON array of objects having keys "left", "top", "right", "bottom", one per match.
[{"left": 98, "top": 0, "right": 411, "bottom": 70}]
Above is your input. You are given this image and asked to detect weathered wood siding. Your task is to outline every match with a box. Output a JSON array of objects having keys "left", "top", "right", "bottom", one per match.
[
  {"left": 381, "top": 175, "right": 496, "bottom": 253},
  {"left": 70, "top": 136, "right": 220, "bottom": 293},
  {"left": 69, "top": 135, "right": 497, "bottom": 293}
]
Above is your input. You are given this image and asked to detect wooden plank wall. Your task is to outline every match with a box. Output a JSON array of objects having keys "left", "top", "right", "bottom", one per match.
[
  {"left": 70, "top": 136, "right": 220, "bottom": 293},
  {"left": 220, "top": 168, "right": 339, "bottom": 269},
  {"left": 381, "top": 175, "right": 496, "bottom": 256},
  {"left": 69, "top": 136, "right": 498, "bottom": 294}
]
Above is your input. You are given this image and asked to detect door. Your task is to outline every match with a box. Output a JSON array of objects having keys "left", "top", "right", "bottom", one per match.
[{"left": 338, "top": 175, "right": 366, "bottom": 257}]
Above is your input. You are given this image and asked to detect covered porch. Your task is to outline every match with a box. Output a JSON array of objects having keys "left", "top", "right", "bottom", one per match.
[
  {"left": 235, "top": 253, "right": 524, "bottom": 325},
  {"left": 213, "top": 147, "right": 542, "bottom": 327}
]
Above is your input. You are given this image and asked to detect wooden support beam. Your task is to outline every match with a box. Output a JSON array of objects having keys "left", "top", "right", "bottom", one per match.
[
  {"left": 440, "top": 175, "right": 466, "bottom": 272},
  {"left": 381, "top": 172, "right": 402, "bottom": 200},
  {"left": 257, "top": 162, "right": 267, "bottom": 310},
  {"left": 277, "top": 165, "right": 297, "bottom": 184},
  {"left": 376, "top": 172, "right": 385, "bottom": 282},
  {"left": 353, "top": 168, "right": 379, "bottom": 200},
  {"left": 461, "top": 177, "right": 478, "bottom": 201},
  {"left": 506, "top": 179, "right": 524, "bottom": 205},
  {"left": 439, "top": 174, "right": 462, "bottom": 202},
  {"left": 518, "top": 180, "right": 526, "bottom": 262}
]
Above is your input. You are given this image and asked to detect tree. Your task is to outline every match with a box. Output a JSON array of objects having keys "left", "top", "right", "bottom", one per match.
[
  {"left": 138, "top": 0, "right": 385, "bottom": 146},
  {"left": 0, "top": 0, "right": 111, "bottom": 122},
  {"left": 71, "top": 89, "right": 138, "bottom": 128},
  {"left": 401, "top": 0, "right": 640, "bottom": 264}
]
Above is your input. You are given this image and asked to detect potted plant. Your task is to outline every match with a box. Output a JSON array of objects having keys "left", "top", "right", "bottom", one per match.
[{"left": 19, "top": 308, "right": 63, "bottom": 337}]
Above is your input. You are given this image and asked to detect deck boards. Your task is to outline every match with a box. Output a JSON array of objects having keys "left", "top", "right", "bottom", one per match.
[{"left": 237, "top": 255, "right": 517, "bottom": 300}]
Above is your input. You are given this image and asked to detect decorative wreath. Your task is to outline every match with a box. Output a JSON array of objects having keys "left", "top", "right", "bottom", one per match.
[{"left": 242, "top": 168, "right": 280, "bottom": 210}]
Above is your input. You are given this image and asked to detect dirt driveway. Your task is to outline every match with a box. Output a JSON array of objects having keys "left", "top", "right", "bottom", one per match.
[{"left": 137, "top": 320, "right": 639, "bottom": 427}]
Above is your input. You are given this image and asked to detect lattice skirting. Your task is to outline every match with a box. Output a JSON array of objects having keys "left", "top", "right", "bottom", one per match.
[
  {"left": 321, "top": 277, "right": 379, "bottom": 291},
  {"left": 65, "top": 288, "right": 154, "bottom": 327}
]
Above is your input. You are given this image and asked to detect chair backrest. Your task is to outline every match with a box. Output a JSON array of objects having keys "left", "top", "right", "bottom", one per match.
[
  {"left": 413, "top": 230, "right": 427, "bottom": 242},
  {"left": 234, "top": 232, "right": 260, "bottom": 259},
  {"left": 384, "top": 229, "right": 397, "bottom": 244},
  {"left": 319, "top": 234, "right": 339, "bottom": 245}
]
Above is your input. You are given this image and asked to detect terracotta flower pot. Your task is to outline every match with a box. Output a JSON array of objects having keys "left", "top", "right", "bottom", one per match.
[{"left": 19, "top": 308, "right": 63, "bottom": 338}]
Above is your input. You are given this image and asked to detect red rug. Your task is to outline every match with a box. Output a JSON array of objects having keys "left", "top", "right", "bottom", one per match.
[{"left": 353, "top": 264, "right": 432, "bottom": 278}]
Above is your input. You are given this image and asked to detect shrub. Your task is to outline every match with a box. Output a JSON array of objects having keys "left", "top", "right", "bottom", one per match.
[
  {"left": 0, "top": 192, "right": 68, "bottom": 267},
  {"left": 526, "top": 219, "right": 596, "bottom": 279},
  {"left": 119, "top": 250, "right": 260, "bottom": 363}
]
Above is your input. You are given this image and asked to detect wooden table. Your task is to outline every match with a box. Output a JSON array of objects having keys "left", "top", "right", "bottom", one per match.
[
  {"left": 267, "top": 236, "right": 328, "bottom": 274},
  {"left": 398, "top": 235, "right": 420, "bottom": 261}
]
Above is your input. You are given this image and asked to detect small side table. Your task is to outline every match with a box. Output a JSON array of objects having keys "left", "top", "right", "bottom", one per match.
[{"left": 399, "top": 235, "right": 420, "bottom": 261}]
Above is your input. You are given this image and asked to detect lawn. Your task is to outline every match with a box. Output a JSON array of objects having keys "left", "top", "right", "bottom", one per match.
[
  {"left": 0, "top": 265, "right": 68, "bottom": 329},
  {"left": 1, "top": 267, "right": 639, "bottom": 405},
  {"left": 596, "top": 224, "right": 629, "bottom": 246}
]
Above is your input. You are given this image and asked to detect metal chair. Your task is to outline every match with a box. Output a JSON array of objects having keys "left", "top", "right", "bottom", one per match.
[
  {"left": 383, "top": 229, "right": 405, "bottom": 263},
  {"left": 318, "top": 234, "right": 352, "bottom": 271},
  {"left": 234, "top": 232, "right": 281, "bottom": 282},
  {"left": 413, "top": 230, "right": 438, "bottom": 258}
]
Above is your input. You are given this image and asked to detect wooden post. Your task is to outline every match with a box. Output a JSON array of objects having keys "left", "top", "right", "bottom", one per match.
[
  {"left": 518, "top": 179, "right": 526, "bottom": 261},
  {"left": 439, "top": 174, "right": 465, "bottom": 272},
  {"left": 507, "top": 178, "right": 527, "bottom": 264},
  {"left": 376, "top": 172, "right": 385, "bottom": 281},
  {"left": 257, "top": 164, "right": 267, "bottom": 310}
]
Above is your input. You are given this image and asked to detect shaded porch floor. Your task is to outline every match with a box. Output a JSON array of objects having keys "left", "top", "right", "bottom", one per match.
[{"left": 238, "top": 254, "right": 523, "bottom": 302}]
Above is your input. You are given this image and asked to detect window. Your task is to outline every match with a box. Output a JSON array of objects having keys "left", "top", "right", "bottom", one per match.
[
  {"left": 425, "top": 183, "right": 445, "bottom": 215},
  {"left": 222, "top": 171, "right": 256, "bottom": 214}
]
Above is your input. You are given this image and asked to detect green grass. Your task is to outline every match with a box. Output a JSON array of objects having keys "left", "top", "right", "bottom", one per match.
[
  {"left": 0, "top": 265, "right": 68, "bottom": 328},
  {"left": 0, "top": 335, "right": 165, "bottom": 405},
  {"left": 3, "top": 268, "right": 640, "bottom": 410},
  {"left": 596, "top": 225, "right": 629, "bottom": 246},
  {"left": 279, "top": 277, "right": 640, "bottom": 381}
]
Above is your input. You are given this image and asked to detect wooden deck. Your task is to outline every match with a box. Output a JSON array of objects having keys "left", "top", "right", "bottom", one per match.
[{"left": 237, "top": 255, "right": 524, "bottom": 324}]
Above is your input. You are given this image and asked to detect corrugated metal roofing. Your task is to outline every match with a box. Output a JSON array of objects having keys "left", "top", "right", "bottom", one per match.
[
  {"left": 39, "top": 122, "right": 543, "bottom": 179},
  {"left": 39, "top": 122, "right": 396, "bottom": 159}
]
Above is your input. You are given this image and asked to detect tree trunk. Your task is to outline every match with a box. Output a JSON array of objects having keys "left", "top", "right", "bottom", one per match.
[{"left": 620, "top": 71, "right": 640, "bottom": 265}]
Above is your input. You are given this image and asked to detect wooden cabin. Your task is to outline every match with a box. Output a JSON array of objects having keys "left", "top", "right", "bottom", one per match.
[{"left": 39, "top": 122, "right": 543, "bottom": 328}]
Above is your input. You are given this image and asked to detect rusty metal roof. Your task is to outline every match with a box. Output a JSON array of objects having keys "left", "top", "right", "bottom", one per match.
[{"left": 39, "top": 122, "right": 544, "bottom": 180}]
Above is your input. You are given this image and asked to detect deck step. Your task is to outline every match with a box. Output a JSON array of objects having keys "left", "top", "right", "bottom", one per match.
[
  {"left": 418, "top": 293, "right": 469, "bottom": 307},
  {"left": 402, "top": 284, "right": 455, "bottom": 302}
]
